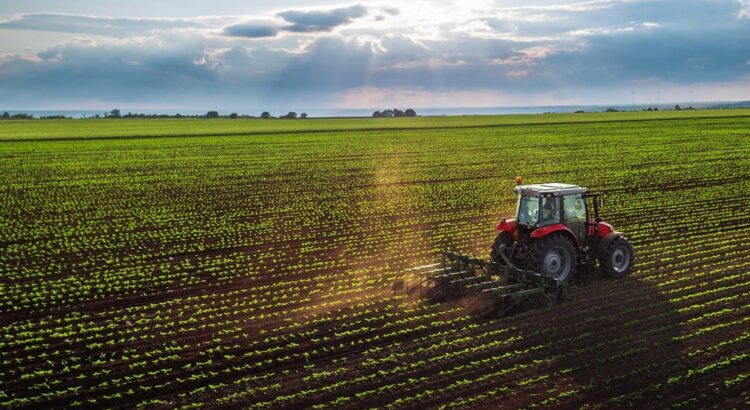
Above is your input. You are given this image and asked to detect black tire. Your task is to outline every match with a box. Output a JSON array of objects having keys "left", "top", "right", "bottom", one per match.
[
  {"left": 525, "top": 233, "right": 577, "bottom": 285},
  {"left": 600, "top": 236, "right": 635, "bottom": 278},
  {"left": 490, "top": 232, "right": 514, "bottom": 265}
]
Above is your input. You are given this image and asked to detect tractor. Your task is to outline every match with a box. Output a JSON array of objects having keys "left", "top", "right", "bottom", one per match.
[{"left": 409, "top": 179, "right": 635, "bottom": 315}]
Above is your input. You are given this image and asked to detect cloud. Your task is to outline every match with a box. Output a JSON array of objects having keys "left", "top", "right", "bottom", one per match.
[
  {"left": 279, "top": 4, "right": 368, "bottom": 32},
  {"left": 222, "top": 19, "right": 283, "bottom": 38},
  {"left": 739, "top": 0, "right": 750, "bottom": 18},
  {"left": 0, "top": 13, "right": 202, "bottom": 37},
  {"left": 224, "top": 4, "right": 372, "bottom": 38},
  {"left": 383, "top": 7, "right": 400, "bottom": 16},
  {"left": 0, "top": 39, "right": 217, "bottom": 108}
]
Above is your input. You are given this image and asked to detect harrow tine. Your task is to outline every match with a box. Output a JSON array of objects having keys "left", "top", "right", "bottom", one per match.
[
  {"left": 433, "top": 269, "right": 475, "bottom": 281},
  {"left": 465, "top": 280, "right": 502, "bottom": 292},
  {"left": 448, "top": 275, "right": 491, "bottom": 286},
  {"left": 407, "top": 262, "right": 442, "bottom": 271},
  {"left": 481, "top": 283, "right": 524, "bottom": 295},
  {"left": 417, "top": 267, "right": 455, "bottom": 276}
]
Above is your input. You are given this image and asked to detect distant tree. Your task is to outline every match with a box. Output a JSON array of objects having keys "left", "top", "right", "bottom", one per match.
[
  {"left": 674, "top": 104, "right": 681, "bottom": 110},
  {"left": 404, "top": 108, "right": 416, "bottom": 117},
  {"left": 372, "top": 111, "right": 381, "bottom": 118},
  {"left": 605, "top": 107, "right": 618, "bottom": 112},
  {"left": 283, "top": 112, "right": 297, "bottom": 119},
  {"left": 393, "top": 109, "right": 404, "bottom": 117},
  {"left": 110, "top": 109, "right": 121, "bottom": 118},
  {"left": 300, "top": 113, "right": 308, "bottom": 119},
  {"left": 260, "top": 111, "right": 271, "bottom": 119},
  {"left": 229, "top": 112, "right": 238, "bottom": 119},
  {"left": 381, "top": 109, "right": 394, "bottom": 118},
  {"left": 574, "top": 110, "right": 585, "bottom": 114},
  {"left": 206, "top": 111, "right": 219, "bottom": 118},
  {"left": 2, "top": 112, "right": 9, "bottom": 120}
]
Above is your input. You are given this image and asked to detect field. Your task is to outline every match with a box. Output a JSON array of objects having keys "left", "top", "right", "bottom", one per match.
[{"left": 1, "top": 110, "right": 750, "bottom": 408}]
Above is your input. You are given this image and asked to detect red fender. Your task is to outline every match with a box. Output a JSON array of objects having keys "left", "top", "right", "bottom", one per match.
[
  {"left": 598, "top": 221, "right": 614, "bottom": 237},
  {"left": 495, "top": 218, "right": 517, "bottom": 233},
  {"left": 587, "top": 220, "right": 614, "bottom": 238},
  {"left": 530, "top": 223, "right": 579, "bottom": 247}
]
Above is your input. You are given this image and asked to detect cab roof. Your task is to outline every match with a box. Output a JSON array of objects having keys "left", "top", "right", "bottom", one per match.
[{"left": 515, "top": 183, "right": 588, "bottom": 197}]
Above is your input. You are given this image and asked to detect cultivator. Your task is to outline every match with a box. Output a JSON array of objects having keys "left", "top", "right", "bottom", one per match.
[{"left": 408, "top": 251, "right": 568, "bottom": 316}]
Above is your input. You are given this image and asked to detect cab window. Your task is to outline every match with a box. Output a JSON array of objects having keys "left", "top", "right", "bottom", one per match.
[
  {"left": 564, "top": 194, "right": 587, "bottom": 239},
  {"left": 517, "top": 195, "right": 539, "bottom": 226},
  {"left": 564, "top": 194, "right": 586, "bottom": 223},
  {"left": 540, "top": 196, "right": 560, "bottom": 226}
]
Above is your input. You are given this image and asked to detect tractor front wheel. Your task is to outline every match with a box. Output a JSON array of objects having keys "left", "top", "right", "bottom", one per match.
[
  {"left": 525, "top": 233, "right": 577, "bottom": 285},
  {"left": 600, "top": 236, "right": 635, "bottom": 278}
]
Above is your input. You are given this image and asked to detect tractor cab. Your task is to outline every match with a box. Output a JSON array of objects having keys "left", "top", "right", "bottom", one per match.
[{"left": 514, "top": 183, "right": 593, "bottom": 244}]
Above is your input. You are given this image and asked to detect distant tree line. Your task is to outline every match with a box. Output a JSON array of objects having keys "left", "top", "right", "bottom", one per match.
[
  {"left": 372, "top": 108, "right": 417, "bottom": 118},
  {"left": 641, "top": 105, "right": 692, "bottom": 112},
  {"left": 1, "top": 112, "right": 67, "bottom": 120},
  {"left": 259, "top": 111, "right": 308, "bottom": 119},
  {"left": 100, "top": 109, "right": 309, "bottom": 119},
  {"left": 2, "top": 112, "right": 35, "bottom": 120},
  {"left": 0, "top": 110, "right": 314, "bottom": 120},
  {"left": 2, "top": 105, "right": 707, "bottom": 121}
]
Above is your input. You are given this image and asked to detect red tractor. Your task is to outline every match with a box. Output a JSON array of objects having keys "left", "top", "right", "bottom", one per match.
[
  {"left": 411, "top": 181, "right": 635, "bottom": 314},
  {"left": 492, "top": 182, "right": 635, "bottom": 283}
]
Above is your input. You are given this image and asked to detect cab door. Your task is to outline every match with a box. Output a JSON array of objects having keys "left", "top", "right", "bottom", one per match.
[{"left": 563, "top": 194, "right": 587, "bottom": 243}]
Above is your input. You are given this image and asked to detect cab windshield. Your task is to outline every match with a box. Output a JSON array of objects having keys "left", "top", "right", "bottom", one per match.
[{"left": 516, "top": 195, "right": 539, "bottom": 226}]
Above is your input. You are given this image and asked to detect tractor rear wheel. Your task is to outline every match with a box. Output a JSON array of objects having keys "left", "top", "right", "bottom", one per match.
[
  {"left": 525, "top": 233, "right": 577, "bottom": 285},
  {"left": 490, "top": 232, "right": 514, "bottom": 265},
  {"left": 600, "top": 236, "right": 634, "bottom": 278}
]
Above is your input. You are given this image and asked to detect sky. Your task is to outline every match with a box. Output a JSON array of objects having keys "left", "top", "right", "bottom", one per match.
[{"left": 0, "top": 0, "right": 749, "bottom": 112}]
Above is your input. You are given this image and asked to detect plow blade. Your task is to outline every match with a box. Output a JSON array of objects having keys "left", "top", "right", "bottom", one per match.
[{"left": 408, "top": 250, "right": 568, "bottom": 316}]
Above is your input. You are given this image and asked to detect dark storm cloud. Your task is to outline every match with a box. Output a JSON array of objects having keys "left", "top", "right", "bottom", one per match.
[{"left": 0, "top": 13, "right": 202, "bottom": 37}]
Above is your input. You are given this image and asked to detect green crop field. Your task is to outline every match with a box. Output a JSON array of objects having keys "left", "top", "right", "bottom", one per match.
[{"left": 1, "top": 110, "right": 750, "bottom": 408}]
